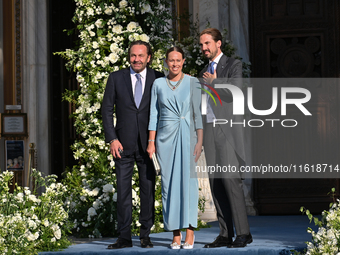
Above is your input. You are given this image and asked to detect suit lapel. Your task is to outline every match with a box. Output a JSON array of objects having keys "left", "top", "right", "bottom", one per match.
[
  {"left": 139, "top": 67, "right": 155, "bottom": 109},
  {"left": 216, "top": 54, "right": 228, "bottom": 77},
  {"left": 123, "top": 68, "right": 135, "bottom": 105}
]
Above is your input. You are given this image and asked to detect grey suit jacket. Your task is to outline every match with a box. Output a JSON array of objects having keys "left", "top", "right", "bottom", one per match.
[{"left": 199, "top": 54, "right": 246, "bottom": 163}]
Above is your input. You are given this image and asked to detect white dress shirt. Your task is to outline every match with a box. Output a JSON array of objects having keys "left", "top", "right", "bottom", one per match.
[{"left": 130, "top": 67, "right": 147, "bottom": 96}]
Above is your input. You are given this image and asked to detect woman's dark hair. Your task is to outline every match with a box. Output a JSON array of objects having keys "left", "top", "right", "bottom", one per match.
[
  {"left": 166, "top": 46, "right": 185, "bottom": 59},
  {"left": 128, "top": 40, "right": 153, "bottom": 65}
]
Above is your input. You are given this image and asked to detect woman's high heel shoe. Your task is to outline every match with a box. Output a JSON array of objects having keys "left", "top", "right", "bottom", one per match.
[
  {"left": 182, "top": 235, "right": 195, "bottom": 249},
  {"left": 170, "top": 233, "right": 182, "bottom": 249}
]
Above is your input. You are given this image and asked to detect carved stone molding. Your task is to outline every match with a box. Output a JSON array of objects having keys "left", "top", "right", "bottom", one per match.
[{"left": 15, "top": 0, "right": 21, "bottom": 105}]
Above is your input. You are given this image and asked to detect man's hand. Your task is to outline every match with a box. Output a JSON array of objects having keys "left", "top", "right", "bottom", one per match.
[
  {"left": 110, "top": 140, "right": 123, "bottom": 159},
  {"left": 202, "top": 69, "right": 217, "bottom": 85}
]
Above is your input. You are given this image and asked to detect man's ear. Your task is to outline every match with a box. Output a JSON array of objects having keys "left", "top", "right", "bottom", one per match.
[{"left": 217, "top": 40, "right": 222, "bottom": 49}]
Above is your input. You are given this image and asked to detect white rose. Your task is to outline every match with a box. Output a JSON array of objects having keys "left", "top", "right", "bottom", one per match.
[
  {"left": 112, "top": 25, "right": 123, "bottom": 34},
  {"left": 87, "top": 8, "right": 94, "bottom": 16},
  {"left": 110, "top": 160, "right": 115, "bottom": 167},
  {"left": 108, "top": 53, "right": 119, "bottom": 64},
  {"left": 95, "top": 19, "right": 103, "bottom": 28},
  {"left": 92, "top": 42, "right": 99, "bottom": 49},
  {"left": 104, "top": 8, "right": 112, "bottom": 15},
  {"left": 119, "top": 0, "right": 128, "bottom": 9},
  {"left": 127, "top": 22, "right": 139, "bottom": 32},
  {"left": 43, "top": 219, "right": 49, "bottom": 227},
  {"left": 112, "top": 193, "right": 117, "bottom": 202},
  {"left": 141, "top": 3, "right": 152, "bottom": 14},
  {"left": 92, "top": 187, "right": 100, "bottom": 196},
  {"left": 88, "top": 207, "right": 97, "bottom": 217},
  {"left": 28, "top": 194, "right": 38, "bottom": 202},
  {"left": 139, "top": 34, "right": 149, "bottom": 42},
  {"left": 54, "top": 228, "right": 61, "bottom": 239},
  {"left": 103, "top": 183, "right": 114, "bottom": 193},
  {"left": 110, "top": 43, "right": 119, "bottom": 53}
]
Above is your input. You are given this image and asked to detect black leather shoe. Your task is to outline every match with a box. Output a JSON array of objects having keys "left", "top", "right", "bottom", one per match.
[
  {"left": 107, "top": 238, "right": 133, "bottom": 249},
  {"left": 230, "top": 233, "right": 253, "bottom": 248},
  {"left": 203, "top": 235, "right": 233, "bottom": 248},
  {"left": 140, "top": 237, "right": 153, "bottom": 248}
]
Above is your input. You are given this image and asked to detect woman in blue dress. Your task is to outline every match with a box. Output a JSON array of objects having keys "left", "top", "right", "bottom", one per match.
[{"left": 147, "top": 46, "right": 203, "bottom": 249}]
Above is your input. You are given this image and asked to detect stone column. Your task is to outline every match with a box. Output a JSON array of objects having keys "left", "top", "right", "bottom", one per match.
[
  {"left": 21, "top": 0, "right": 50, "bottom": 180},
  {"left": 197, "top": 0, "right": 249, "bottom": 62}
]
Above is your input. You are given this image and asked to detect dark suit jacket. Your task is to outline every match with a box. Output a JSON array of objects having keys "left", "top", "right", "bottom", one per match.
[
  {"left": 102, "top": 67, "right": 164, "bottom": 155},
  {"left": 199, "top": 54, "right": 246, "bottom": 162}
]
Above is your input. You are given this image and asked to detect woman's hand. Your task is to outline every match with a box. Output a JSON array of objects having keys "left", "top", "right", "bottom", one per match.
[
  {"left": 147, "top": 141, "right": 156, "bottom": 159},
  {"left": 193, "top": 142, "right": 202, "bottom": 162}
]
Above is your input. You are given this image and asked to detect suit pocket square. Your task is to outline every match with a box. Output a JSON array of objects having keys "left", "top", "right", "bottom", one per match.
[{"left": 152, "top": 153, "right": 161, "bottom": 176}]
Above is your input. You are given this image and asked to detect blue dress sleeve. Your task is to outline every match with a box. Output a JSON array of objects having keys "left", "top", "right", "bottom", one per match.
[
  {"left": 148, "top": 80, "right": 159, "bottom": 131},
  {"left": 191, "top": 77, "right": 203, "bottom": 130}
]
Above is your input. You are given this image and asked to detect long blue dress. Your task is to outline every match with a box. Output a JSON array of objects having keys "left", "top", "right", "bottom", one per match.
[{"left": 148, "top": 74, "right": 203, "bottom": 231}]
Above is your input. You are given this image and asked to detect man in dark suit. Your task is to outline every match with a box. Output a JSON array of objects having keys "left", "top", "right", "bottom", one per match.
[
  {"left": 101, "top": 40, "right": 164, "bottom": 249},
  {"left": 199, "top": 28, "right": 252, "bottom": 248}
]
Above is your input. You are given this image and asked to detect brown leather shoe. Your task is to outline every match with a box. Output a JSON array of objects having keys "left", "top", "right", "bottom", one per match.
[
  {"left": 203, "top": 235, "right": 233, "bottom": 248},
  {"left": 230, "top": 233, "right": 253, "bottom": 248},
  {"left": 107, "top": 238, "right": 133, "bottom": 249},
  {"left": 140, "top": 237, "right": 153, "bottom": 248}
]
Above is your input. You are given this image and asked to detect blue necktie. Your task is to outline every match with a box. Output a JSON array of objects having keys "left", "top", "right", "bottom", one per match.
[
  {"left": 205, "top": 61, "right": 216, "bottom": 122},
  {"left": 135, "top": 73, "right": 142, "bottom": 108},
  {"left": 207, "top": 61, "right": 215, "bottom": 74}
]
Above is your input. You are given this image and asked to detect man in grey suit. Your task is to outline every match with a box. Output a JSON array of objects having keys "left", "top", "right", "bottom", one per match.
[{"left": 199, "top": 28, "right": 252, "bottom": 248}]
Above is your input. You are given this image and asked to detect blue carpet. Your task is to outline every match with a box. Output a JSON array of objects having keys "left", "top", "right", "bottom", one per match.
[{"left": 39, "top": 216, "right": 316, "bottom": 255}]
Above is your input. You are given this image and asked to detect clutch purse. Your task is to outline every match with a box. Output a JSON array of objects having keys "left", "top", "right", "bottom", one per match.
[{"left": 152, "top": 153, "right": 161, "bottom": 176}]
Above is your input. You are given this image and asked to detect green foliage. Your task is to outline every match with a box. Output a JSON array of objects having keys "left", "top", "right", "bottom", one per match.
[
  {"left": 299, "top": 188, "right": 340, "bottom": 254},
  {"left": 0, "top": 170, "right": 72, "bottom": 254}
]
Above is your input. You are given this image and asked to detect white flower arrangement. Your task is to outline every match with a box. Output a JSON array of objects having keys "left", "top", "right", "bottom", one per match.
[
  {"left": 300, "top": 189, "right": 340, "bottom": 254},
  {"left": 0, "top": 169, "right": 71, "bottom": 254}
]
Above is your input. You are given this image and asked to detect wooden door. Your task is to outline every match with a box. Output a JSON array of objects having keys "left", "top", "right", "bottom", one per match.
[{"left": 249, "top": 0, "right": 340, "bottom": 214}]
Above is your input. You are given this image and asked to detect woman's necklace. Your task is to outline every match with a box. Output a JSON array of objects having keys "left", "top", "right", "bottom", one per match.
[{"left": 166, "top": 72, "right": 184, "bottom": 91}]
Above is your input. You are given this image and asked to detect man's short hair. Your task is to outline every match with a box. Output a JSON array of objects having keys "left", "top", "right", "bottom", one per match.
[
  {"left": 128, "top": 40, "right": 153, "bottom": 65},
  {"left": 200, "top": 28, "right": 223, "bottom": 44}
]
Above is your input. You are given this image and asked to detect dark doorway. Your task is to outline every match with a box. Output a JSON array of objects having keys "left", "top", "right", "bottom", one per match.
[
  {"left": 49, "top": 1, "right": 77, "bottom": 179},
  {"left": 249, "top": 0, "right": 340, "bottom": 214}
]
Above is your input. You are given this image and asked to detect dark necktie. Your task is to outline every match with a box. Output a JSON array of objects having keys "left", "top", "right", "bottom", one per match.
[{"left": 135, "top": 73, "right": 142, "bottom": 108}]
